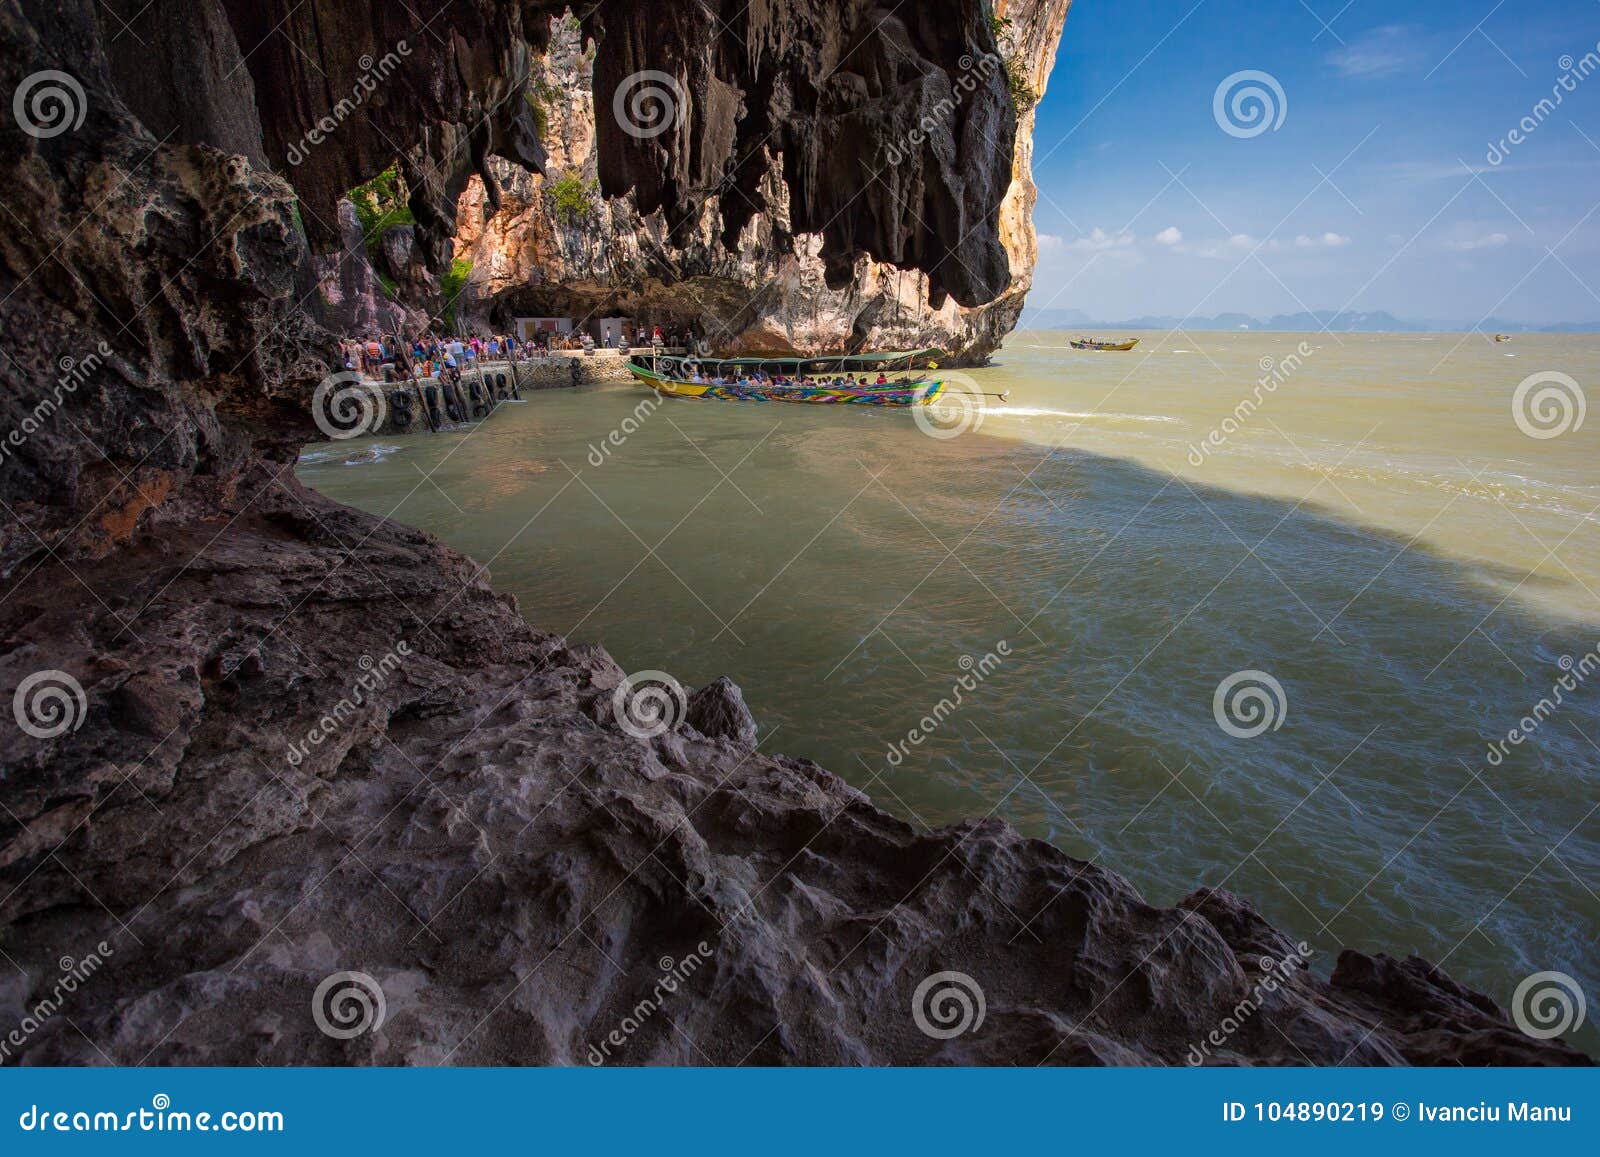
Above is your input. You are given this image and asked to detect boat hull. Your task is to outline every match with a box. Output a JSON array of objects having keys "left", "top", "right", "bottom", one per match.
[
  {"left": 628, "top": 363, "right": 946, "bottom": 406},
  {"left": 1070, "top": 338, "right": 1140, "bottom": 351}
]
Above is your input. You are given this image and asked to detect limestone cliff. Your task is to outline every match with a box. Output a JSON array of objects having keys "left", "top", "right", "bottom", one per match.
[
  {"left": 450, "top": 2, "right": 1072, "bottom": 361},
  {"left": 0, "top": 0, "right": 1590, "bottom": 1068}
]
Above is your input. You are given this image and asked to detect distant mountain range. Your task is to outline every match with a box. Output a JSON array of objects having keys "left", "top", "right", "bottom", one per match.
[{"left": 1018, "top": 307, "right": 1599, "bottom": 334}]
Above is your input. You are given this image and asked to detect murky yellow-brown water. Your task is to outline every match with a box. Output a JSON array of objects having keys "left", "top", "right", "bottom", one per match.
[
  {"left": 300, "top": 330, "right": 1600, "bottom": 1050},
  {"left": 984, "top": 331, "right": 1600, "bottom": 622}
]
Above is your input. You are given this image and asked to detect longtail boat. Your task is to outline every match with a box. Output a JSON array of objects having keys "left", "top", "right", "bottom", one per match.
[
  {"left": 626, "top": 348, "right": 1011, "bottom": 408},
  {"left": 628, "top": 360, "right": 946, "bottom": 407},
  {"left": 1070, "top": 337, "right": 1140, "bottom": 351}
]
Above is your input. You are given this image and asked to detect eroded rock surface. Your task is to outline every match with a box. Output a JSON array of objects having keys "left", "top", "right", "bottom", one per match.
[
  {"left": 2, "top": 476, "right": 1589, "bottom": 1066},
  {"left": 452, "top": 1, "right": 1073, "bottom": 361},
  {"left": 0, "top": 0, "right": 1589, "bottom": 1067}
]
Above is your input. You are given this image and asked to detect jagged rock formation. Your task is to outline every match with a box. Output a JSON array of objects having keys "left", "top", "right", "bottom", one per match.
[
  {"left": 0, "top": 0, "right": 1589, "bottom": 1067},
  {"left": 1, "top": 474, "right": 1589, "bottom": 1066},
  {"left": 310, "top": 200, "right": 430, "bottom": 336},
  {"left": 452, "top": 2, "right": 1071, "bottom": 361}
]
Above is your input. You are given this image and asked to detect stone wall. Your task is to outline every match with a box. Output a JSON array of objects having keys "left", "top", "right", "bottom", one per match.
[{"left": 372, "top": 355, "right": 635, "bottom": 434}]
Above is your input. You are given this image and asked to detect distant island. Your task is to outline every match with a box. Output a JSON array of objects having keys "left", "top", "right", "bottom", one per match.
[{"left": 1020, "top": 306, "right": 1599, "bottom": 334}]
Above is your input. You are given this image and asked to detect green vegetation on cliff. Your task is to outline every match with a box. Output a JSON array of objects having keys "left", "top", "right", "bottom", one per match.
[
  {"left": 347, "top": 164, "right": 415, "bottom": 238},
  {"left": 987, "top": 10, "right": 1038, "bottom": 113},
  {"left": 547, "top": 172, "right": 599, "bottom": 225},
  {"left": 440, "top": 256, "right": 473, "bottom": 328}
]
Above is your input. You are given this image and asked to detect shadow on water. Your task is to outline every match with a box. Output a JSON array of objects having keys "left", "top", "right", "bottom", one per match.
[{"left": 299, "top": 388, "right": 1599, "bottom": 1053}]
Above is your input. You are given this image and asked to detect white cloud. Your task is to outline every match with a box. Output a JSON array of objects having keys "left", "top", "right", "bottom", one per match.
[
  {"left": 1173, "top": 234, "right": 1269, "bottom": 259},
  {"left": 1066, "top": 227, "right": 1137, "bottom": 251},
  {"left": 1384, "top": 160, "right": 1496, "bottom": 184},
  {"left": 1037, "top": 233, "right": 1063, "bottom": 252},
  {"left": 1159, "top": 230, "right": 1358, "bottom": 261},
  {"left": 1327, "top": 25, "right": 1422, "bottom": 79},
  {"left": 1444, "top": 232, "right": 1508, "bottom": 251}
]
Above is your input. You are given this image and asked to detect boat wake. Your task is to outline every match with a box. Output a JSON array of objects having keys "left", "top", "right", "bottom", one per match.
[
  {"left": 988, "top": 406, "right": 1185, "bottom": 425},
  {"left": 299, "top": 442, "right": 406, "bottom": 467}
]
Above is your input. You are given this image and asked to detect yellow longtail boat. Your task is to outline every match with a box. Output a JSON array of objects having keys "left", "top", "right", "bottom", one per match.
[
  {"left": 1069, "top": 337, "right": 1140, "bottom": 351},
  {"left": 626, "top": 349, "right": 987, "bottom": 408}
]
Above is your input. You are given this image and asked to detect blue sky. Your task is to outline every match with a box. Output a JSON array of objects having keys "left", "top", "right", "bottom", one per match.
[{"left": 1026, "top": 0, "right": 1600, "bottom": 323}]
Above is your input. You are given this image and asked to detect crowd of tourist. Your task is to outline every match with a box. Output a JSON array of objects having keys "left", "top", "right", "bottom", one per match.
[
  {"left": 339, "top": 334, "right": 533, "bottom": 382},
  {"left": 338, "top": 323, "right": 699, "bottom": 382}
]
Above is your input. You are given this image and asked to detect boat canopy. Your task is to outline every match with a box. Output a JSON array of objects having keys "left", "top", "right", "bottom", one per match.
[{"left": 649, "top": 348, "right": 943, "bottom": 373}]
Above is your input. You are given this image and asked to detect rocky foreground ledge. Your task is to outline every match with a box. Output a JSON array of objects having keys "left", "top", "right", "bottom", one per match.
[
  {"left": 0, "top": 1, "right": 1590, "bottom": 1066},
  {"left": 0, "top": 472, "right": 1589, "bottom": 1066}
]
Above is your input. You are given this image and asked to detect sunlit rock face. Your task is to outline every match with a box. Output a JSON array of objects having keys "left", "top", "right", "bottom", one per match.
[
  {"left": 101, "top": 0, "right": 1061, "bottom": 360},
  {"left": 452, "top": 1, "right": 1072, "bottom": 361}
]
